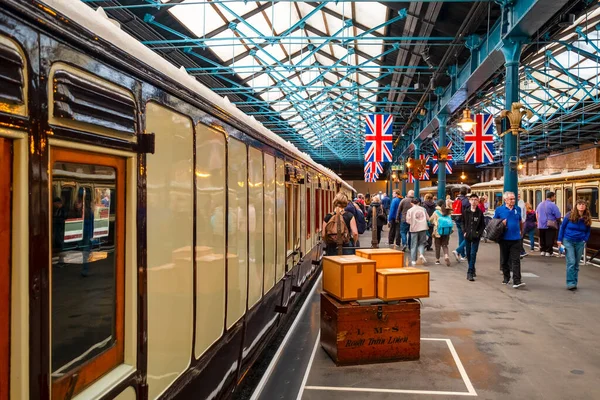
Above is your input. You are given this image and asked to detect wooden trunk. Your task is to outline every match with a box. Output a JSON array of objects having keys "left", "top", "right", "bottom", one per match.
[
  {"left": 322, "top": 255, "right": 377, "bottom": 301},
  {"left": 320, "top": 293, "right": 420, "bottom": 365},
  {"left": 355, "top": 248, "right": 405, "bottom": 269},
  {"left": 377, "top": 267, "right": 430, "bottom": 301}
]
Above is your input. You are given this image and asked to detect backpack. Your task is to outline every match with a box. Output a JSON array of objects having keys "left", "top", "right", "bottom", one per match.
[
  {"left": 436, "top": 210, "right": 454, "bottom": 236},
  {"left": 452, "top": 198, "right": 463, "bottom": 215},
  {"left": 324, "top": 211, "right": 350, "bottom": 246},
  {"left": 483, "top": 218, "right": 506, "bottom": 242},
  {"left": 353, "top": 203, "right": 366, "bottom": 234},
  {"left": 376, "top": 205, "right": 387, "bottom": 225}
]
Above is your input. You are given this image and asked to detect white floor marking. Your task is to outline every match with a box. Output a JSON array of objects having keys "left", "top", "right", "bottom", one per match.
[
  {"left": 250, "top": 274, "right": 322, "bottom": 400},
  {"left": 296, "top": 331, "right": 321, "bottom": 400},
  {"left": 303, "top": 337, "right": 478, "bottom": 397}
]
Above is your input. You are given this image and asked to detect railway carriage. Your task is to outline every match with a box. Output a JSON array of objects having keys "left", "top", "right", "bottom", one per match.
[
  {"left": 0, "top": 1, "right": 354, "bottom": 399},
  {"left": 471, "top": 167, "right": 600, "bottom": 254}
]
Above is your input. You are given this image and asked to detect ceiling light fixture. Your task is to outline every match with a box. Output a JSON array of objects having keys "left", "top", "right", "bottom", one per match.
[{"left": 458, "top": 108, "right": 476, "bottom": 132}]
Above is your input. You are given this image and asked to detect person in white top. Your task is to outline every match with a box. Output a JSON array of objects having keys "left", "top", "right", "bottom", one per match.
[{"left": 405, "top": 198, "right": 429, "bottom": 265}]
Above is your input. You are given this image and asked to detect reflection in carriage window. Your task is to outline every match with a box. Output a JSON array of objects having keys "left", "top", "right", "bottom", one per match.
[
  {"left": 576, "top": 188, "right": 599, "bottom": 219},
  {"left": 51, "top": 162, "right": 117, "bottom": 375},
  {"left": 565, "top": 187, "right": 573, "bottom": 214}
]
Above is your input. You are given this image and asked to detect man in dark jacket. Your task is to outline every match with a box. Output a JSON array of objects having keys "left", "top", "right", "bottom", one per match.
[
  {"left": 423, "top": 193, "right": 436, "bottom": 251},
  {"left": 452, "top": 187, "right": 471, "bottom": 262},
  {"left": 387, "top": 190, "right": 402, "bottom": 247},
  {"left": 462, "top": 193, "right": 485, "bottom": 281}
]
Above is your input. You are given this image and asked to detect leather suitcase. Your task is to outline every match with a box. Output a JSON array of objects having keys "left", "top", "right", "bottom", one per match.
[
  {"left": 355, "top": 248, "right": 405, "bottom": 269},
  {"left": 320, "top": 293, "right": 420, "bottom": 365},
  {"left": 322, "top": 255, "right": 376, "bottom": 301},
  {"left": 377, "top": 267, "right": 429, "bottom": 301}
]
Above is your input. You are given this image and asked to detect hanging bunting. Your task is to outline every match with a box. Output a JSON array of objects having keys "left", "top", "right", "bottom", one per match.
[
  {"left": 364, "top": 161, "right": 383, "bottom": 175},
  {"left": 365, "top": 172, "right": 379, "bottom": 182},
  {"left": 364, "top": 114, "right": 393, "bottom": 162},
  {"left": 464, "top": 114, "right": 495, "bottom": 164}
]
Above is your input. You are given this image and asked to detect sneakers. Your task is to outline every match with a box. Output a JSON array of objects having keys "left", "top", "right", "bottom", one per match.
[
  {"left": 411, "top": 261, "right": 416, "bottom": 267},
  {"left": 545, "top": 253, "right": 552, "bottom": 257},
  {"left": 445, "top": 257, "right": 451, "bottom": 267},
  {"left": 435, "top": 260, "right": 441, "bottom": 265},
  {"left": 473, "top": 269, "right": 477, "bottom": 278},
  {"left": 419, "top": 255, "right": 427, "bottom": 265},
  {"left": 502, "top": 280, "right": 510, "bottom": 285},
  {"left": 541, "top": 251, "right": 547, "bottom": 256},
  {"left": 452, "top": 250, "right": 460, "bottom": 262},
  {"left": 513, "top": 282, "right": 526, "bottom": 289},
  {"left": 567, "top": 286, "right": 577, "bottom": 291},
  {"left": 467, "top": 273, "right": 475, "bottom": 282},
  {"left": 520, "top": 253, "right": 528, "bottom": 259}
]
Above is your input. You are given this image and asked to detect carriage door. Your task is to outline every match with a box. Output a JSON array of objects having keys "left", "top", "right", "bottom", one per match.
[{"left": 0, "top": 138, "right": 11, "bottom": 400}]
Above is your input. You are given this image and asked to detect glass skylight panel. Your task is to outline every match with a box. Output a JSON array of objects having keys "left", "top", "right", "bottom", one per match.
[
  {"left": 574, "top": 59, "right": 599, "bottom": 80},
  {"left": 215, "top": 1, "right": 258, "bottom": 23},
  {"left": 169, "top": 0, "right": 224, "bottom": 37},
  {"left": 248, "top": 74, "right": 274, "bottom": 92},
  {"left": 331, "top": 43, "right": 349, "bottom": 60},
  {"left": 270, "top": 1, "right": 300, "bottom": 34},
  {"left": 553, "top": 51, "right": 571, "bottom": 68},
  {"left": 355, "top": 3, "right": 387, "bottom": 34}
]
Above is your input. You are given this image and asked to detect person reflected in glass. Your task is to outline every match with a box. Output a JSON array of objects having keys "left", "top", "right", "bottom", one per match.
[
  {"left": 80, "top": 191, "right": 95, "bottom": 277},
  {"left": 557, "top": 199, "right": 592, "bottom": 291},
  {"left": 52, "top": 197, "right": 66, "bottom": 267}
]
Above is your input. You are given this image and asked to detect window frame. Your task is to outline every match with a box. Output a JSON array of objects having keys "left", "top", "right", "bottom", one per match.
[
  {"left": 50, "top": 148, "right": 126, "bottom": 400},
  {"left": 0, "top": 138, "right": 11, "bottom": 400},
  {"left": 575, "top": 186, "right": 599, "bottom": 219}
]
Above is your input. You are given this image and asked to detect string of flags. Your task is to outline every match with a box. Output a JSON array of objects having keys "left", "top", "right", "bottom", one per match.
[{"left": 363, "top": 112, "right": 495, "bottom": 183}]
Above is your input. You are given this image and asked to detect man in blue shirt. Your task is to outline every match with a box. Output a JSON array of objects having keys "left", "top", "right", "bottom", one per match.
[
  {"left": 493, "top": 191, "right": 526, "bottom": 288},
  {"left": 387, "top": 190, "right": 402, "bottom": 247}
]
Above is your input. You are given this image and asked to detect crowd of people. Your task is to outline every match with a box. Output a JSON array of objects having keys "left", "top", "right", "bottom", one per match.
[{"left": 321, "top": 188, "right": 592, "bottom": 291}]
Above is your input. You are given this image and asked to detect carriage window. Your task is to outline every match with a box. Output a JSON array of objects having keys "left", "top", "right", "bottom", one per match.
[
  {"left": 494, "top": 192, "right": 502, "bottom": 208},
  {"left": 576, "top": 188, "right": 599, "bottom": 219},
  {"left": 565, "top": 187, "right": 573, "bottom": 214},
  {"left": 535, "top": 190, "right": 543, "bottom": 209},
  {"left": 315, "top": 189, "right": 321, "bottom": 234},
  {"left": 528, "top": 191, "right": 534, "bottom": 209},
  {"left": 263, "top": 154, "right": 276, "bottom": 292},
  {"left": 50, "top": 150, "right": 125, "bottom": 398},
  {"left": 275, "top": 158, "right": 286, "bottom": 280},
  {"left": 286, "top": 184, "right": 293, "bottom": 254},
  {"left": 307, "top": 188, "right": 311, "bottom": 239},
  {"left": 555, "top": 190, "right": 562, "bottom": 214}
]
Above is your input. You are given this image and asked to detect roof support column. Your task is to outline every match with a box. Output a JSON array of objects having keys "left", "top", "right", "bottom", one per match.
[
  {"left": 414, "top": 138, "right": 422, "bottom": 199},
  {"left": 436, "top": 113, "right": 449, "bottom": 201},
  {"left": 402, "top": 176, "right": 407, "bottom": 197},
  {"left": 500, "top": 37, "right": 526, "bottom": 196}
]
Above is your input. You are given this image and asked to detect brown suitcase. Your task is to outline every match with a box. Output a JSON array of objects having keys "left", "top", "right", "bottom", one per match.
[{"left": 320, "top": 293, "right": 420, "bottom": 365}]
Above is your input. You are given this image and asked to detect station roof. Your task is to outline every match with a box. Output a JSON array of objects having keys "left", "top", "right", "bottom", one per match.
[{"left": 82, "top": 0, "right": 594, "bottom": 179}]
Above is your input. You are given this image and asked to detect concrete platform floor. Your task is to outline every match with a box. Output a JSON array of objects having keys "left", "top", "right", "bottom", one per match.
[{"left": 252, "top": 227, "right": 600, "bottom": 400}]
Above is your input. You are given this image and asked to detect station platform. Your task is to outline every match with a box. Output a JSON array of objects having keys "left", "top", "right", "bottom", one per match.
[{"left": 246, "top": 227, "right": 600, "bottom": 400}]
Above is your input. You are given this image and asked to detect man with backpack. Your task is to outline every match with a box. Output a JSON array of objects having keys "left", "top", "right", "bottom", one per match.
[
  {"left": 429, "top": 199, "right": 453, "bottom": 266},
  {"left": 398, "top": 190, "right": 415, "bottom": 251},
  {"left": 462, "top": 194, "right": 485, "bottom": 281},
  {"left": 387, "top": 190, "right": 402, "bottom": 247},
  {"left": 451, "top": 188, "right": 470, "bottom": 262},
  {"left": 345, "top": 200, "right": 366, "bottom": 246},
  {"left": 323, "top": 192, "right": 359, "bottom": 255}
]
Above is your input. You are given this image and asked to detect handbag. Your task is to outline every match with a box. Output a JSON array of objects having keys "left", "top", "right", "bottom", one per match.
[{"left": 545, "top": 202, "right": 557, "bottom": 229}]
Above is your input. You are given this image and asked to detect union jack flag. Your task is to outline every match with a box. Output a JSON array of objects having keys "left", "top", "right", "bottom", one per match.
[
  {"left": 364, "top": 161, "right": 383, "bottom": 175},
  {"left": 407, "top": 172, "right": 416, "bottom": 183},
  {"left": 365, "top": 172, "right": 379, "bottom": 182},
  {"left": 419, "top": 155, "right": 431, "bottom": 181},
  {"left": 431, "top": 139, "right": 453, "bottom": 174},
  {"left": 364, "top": 114, "right": 393, "bottom": 162},
  {"left": 464, "top": 114, "right": 495, "bottom": 164}
]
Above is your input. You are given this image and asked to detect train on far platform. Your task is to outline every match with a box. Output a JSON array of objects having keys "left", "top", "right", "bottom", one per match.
[
  {"left": 471, "top": 167, "right": 600, "bottom": 255},
  {"left": 0, "top": 1, "right": 355, "bottom": 399}
]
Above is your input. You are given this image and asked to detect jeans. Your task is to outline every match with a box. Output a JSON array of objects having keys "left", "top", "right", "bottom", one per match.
[
  {"left": 400, "top": 222, "right": 411, "bottom": 247},
  {"left": 524, "top": 228, "right": 535, "bottom": 250},
  {"left": 564, "top": 239, "right": 585, "bottom": 288},
  {"left": 455, "top": 221, "right": 466, "bottom": 257},
  {"left": 388, "top": 220, "right": 401, "bottom": 246},
  {"left": 499, "top": 239, "right": 522, "bottom": 284},
  {"left": 465, "top": 239, "right": 480, "bottom": 275},
  {"left": 410, "top": 231, "right": 427, "bottom": 262}
]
